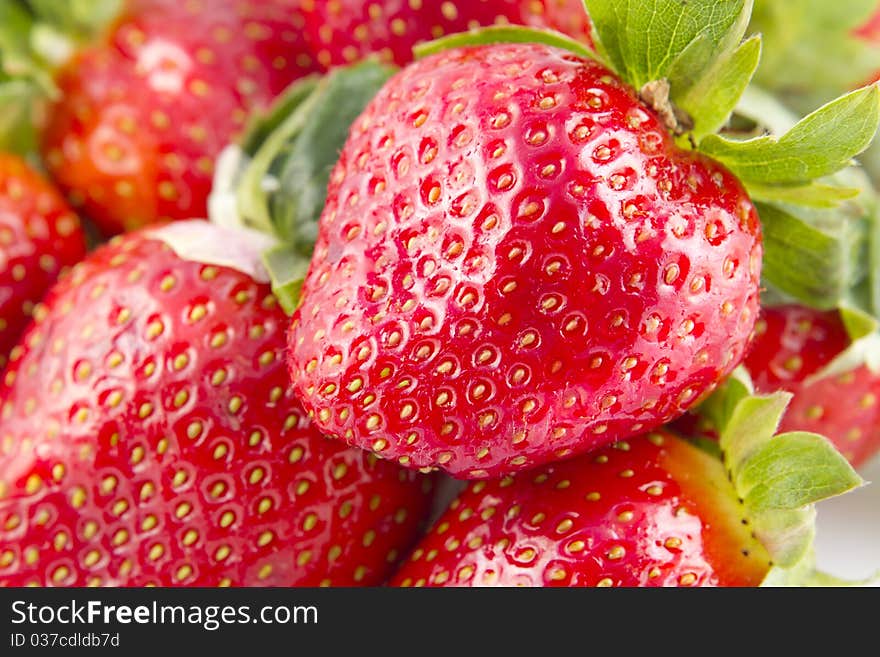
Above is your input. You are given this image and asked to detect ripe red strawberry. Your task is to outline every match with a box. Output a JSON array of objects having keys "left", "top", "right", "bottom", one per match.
[
  {"left": 0, "top": 153, "right": 86, "bottom": 372},
  {"left": 390, "top": 424, "right": 859, "bottom": 587},
  {"left": 745, "top": 305, "right": 880, "bottom": 467},
  {"left": 41, "top": 0, "right": 318, "bottom": 236},
  {"left": 391, "top": 431, "right": 769, "bottom": 586},
  {"left": 300, "top": 0, "right": 592, "bottom": 68},
  {"left": 287, "top": 43, "right": 762, "bottom": 478},
  {"left": 0, "top": 222, "right": 433, "bottom": 587}
]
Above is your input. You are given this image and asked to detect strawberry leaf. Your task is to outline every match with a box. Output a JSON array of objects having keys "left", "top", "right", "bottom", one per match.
[
  {"left": 238, "top": 75, "right": 321, "bottom": 158},
  {"left": 583, "top": 0, "right": 753, "bottom": 134},
  {"left": 236, "top": 61, "right": 394, "bottom": 252},
  {"left": 700, "top": 84, "right": 880, "bottom": 185},
  {"left": 747, "top": 182, "right": 860, "bottom": 209},
  {"left": 0, "top": 3, "right": 56, "bottom": 95},
  {"left": 725, "top": 86, "right": 880, "bottom": 315},
  {"left": 0, "top": 78, "right": 45, "bottom": 158},
  {"left": 757, "top": 199, "right": 869, "bottom": 310},
  {"left": 716, "top": 390, "right": 863, "bottom": 569},
  {"left": 413, "top": 25, "right": 598, "bottom": 62},
  {"left": 25, "top": 0, "right": 122, "bottom": 42},
  {"left": 262, "top": 245, "right": 311, "bottom": 315},
  {"left": 584, "top": 0, "right": 751, "bottom": 88},
  {"left": 689, "top": 365, "right": 754, "bottom": 434},
  {"left": 674, "top": 34, "right": 761, "bottom": 141}
]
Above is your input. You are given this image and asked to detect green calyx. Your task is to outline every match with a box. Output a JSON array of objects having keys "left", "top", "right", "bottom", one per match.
[
  {"left": 584, "top": 0, "right": 758, "bottom": 139},
  {"left": 0, "top": 0, "right": 122, "bottom": 88},
  {"left": 731, "top": 87, "right": 880, "bottom": 378},
  {"left": 209, "top": 60, "right": 396, "bottom": 314},
  {"left": 694, "top": 372, "right": 864, "bottom": 584},
  {"left": 0, "top": 0, "right": 122, "bottom": 160}
]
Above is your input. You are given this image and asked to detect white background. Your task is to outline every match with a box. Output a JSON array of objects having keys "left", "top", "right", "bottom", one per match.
[{"left": 814, "top": 454, "right": 880, "bottom": 584}]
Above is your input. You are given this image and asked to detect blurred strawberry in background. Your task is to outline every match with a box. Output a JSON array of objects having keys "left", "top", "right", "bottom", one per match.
[
  {"left": 0, "top": 153, "right": 86, "bottom": 371},
  {"left": 299, "top": 0, "right": 592, "bottom": 68},
  {"left": 40, "top": 0, "right": 318, "bottom": 235}
]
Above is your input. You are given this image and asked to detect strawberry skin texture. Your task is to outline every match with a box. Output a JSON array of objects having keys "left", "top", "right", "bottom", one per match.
[
  {"left": 0, "top": 229, "right": 433, "bottom": 587},
  {"left": 42, "top": 0, "right": 318, "bottom": 236},
  {"left": 0, "top": 153, "right": 86, "bottom": 372},
  {"left": 391, "top": 430, "right": 771, "bottom": 587},
  {"left": 287, "top": 44, "right": 763, "bottom": 478},
  {"left": 300, "top": 0, "right": 592, "bottom": 68},
  {"left": 745, "top": 305, "right": 880, "bottom": 467}
]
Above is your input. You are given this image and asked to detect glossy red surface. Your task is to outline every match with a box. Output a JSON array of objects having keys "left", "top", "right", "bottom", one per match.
[
  {"left": 0, "top": 153, "right": 86, "bottom": 371},
  {"left": 390, "top": 430, "right": 770, "bottom": 587},
  {"left": 0, "top": 228, "right": 433, "bottom": 586},
  {"left": 288, "top": 44, "right": 762, "bottom": 478}
]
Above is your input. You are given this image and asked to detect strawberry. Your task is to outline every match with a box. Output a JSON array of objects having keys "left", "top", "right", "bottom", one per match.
[
  {"left": 0, "top": 222, "right": 433, "bottom": 587},
  {"left": 300, "top": 0, "right": 592, "bottom": 68},
  {"left": 856, "top": 5, "right": 880, "bottom": 83},
  {"left": 745, "top": 305, "right": 880, "bottom": 468},
  {"left": 0, "top": 153, "right": 86, "bottom": 372},
  {"left": 41, "top": 0, "right": 318, "bottom": 236},
  {"left": 286, "top": 43, "right": 763, "bottom": 478},
  {"left": 392, "top": 431, "right": 769, "bottom": 587},
  {"left": 389, "top": 399, "right": 862, "bottom": 587}
]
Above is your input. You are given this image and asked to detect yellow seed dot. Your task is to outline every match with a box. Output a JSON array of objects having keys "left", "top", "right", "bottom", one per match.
[
  {"left": 176, "top": 564, "right": 193, "bottom": 581},
  {"left": 606, "top": 545, "right": 626, "bottom": 560}
]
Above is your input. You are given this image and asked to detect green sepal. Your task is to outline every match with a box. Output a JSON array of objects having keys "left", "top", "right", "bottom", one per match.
[
  {"left": 584, "top": 0, "right": 753, "bottom": 135},
  {"left": 747, "top": 182, "right": 860, "bottom": 209},
  {"left": 729, "top": 86, "right": 880, "bottom": 314},
  {"left": 718, "top": 392, "right": 863, "bottom": 569},
  {"left": 584, "top": 0, "right": 751, "bottom": 88},
  {"left": 700, "top": 84, "right": 880, "bottom": 186},
  {"left": 0, "top": 0, "right": 122, "bottom": 88},
  {"left": 413, "top": 25, "right": 598, "bottom": 63},
  {"left": 689, "top": 365, "right": 754, "bottom": 434},
  {"left": 674, "top": 34, "right": 761, "bottom": 141},
  {"left": 236, "top": 60, "right": 395, "bottom": 252},
  {"left": 238, "top": 76, "right": 322, "bottom": 158},
  {"left": 0, "top": 77, "right": 46, "bottom": 158},
  {"left": 262, "top": 245, "right": 311, "bottom": 316},
  {"left": 25, "top": 0, "right": 122, "bottom": 45},
  {"left": 756, "top": 199, "right": 868, "bottom": 310}
]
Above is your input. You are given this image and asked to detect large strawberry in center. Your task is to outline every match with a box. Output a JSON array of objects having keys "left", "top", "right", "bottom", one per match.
[{"left": 287, "top": 43, "right": 762, "bottom": 478}]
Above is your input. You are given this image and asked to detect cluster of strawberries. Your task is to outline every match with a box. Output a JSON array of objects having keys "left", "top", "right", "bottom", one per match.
[{"left": 0, "top": 0, "right": 878, "bottom": 588}]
